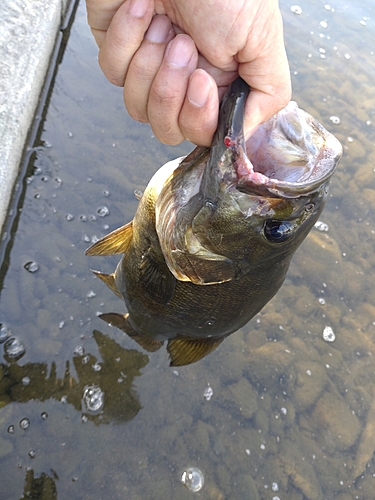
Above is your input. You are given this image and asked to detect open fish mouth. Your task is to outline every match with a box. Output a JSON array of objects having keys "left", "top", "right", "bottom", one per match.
[{"left": 227, "top": 101, "right": 342, "bottom": 198}]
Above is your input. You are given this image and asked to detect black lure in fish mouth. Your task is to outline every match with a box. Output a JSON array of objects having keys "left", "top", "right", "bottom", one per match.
[
  {"left": 204, "top": 77, "right": 342, "bottom": 200},
  {"left": 198, "top": 77, "right": 250, "bottom": 202}
]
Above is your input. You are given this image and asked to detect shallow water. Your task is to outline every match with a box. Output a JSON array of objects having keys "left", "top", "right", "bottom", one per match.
[{"left": 0, "top": 0, "right": 375, "bottom": 498}]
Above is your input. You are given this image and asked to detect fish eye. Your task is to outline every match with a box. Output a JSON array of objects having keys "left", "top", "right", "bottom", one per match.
[{"left": 263, "top": 220, "right": 295, "bottom": 243}]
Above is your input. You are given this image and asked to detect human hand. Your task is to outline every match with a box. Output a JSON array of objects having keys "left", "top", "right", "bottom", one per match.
[{"left": 86, "top": 0, "right": 291, "bottom": 146}]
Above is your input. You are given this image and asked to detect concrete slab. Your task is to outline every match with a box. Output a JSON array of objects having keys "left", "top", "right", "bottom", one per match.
[{"left": 0, "top": 0, "right": 73, "bottom": 236}]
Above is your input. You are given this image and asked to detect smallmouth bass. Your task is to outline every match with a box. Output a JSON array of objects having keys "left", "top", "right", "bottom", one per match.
[{"left": 86, "top": 78, "right": 342, "bottom": 366}]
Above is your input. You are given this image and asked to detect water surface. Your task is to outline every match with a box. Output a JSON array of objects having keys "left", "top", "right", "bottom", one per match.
[{"left": 0, "top": 0, "right": 375, "bottom": 498}]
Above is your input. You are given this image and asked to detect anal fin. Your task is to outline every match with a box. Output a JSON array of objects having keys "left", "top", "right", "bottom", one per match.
[
  {"left": 167, "top": 337, "right": 224, "bottom": 366},
  {"left": 100, "top": 313, "right": 164, "bottom": 353}
]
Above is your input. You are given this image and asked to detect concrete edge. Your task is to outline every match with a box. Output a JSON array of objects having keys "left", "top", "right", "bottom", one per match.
[{"left": 0, "top": 0, "right": 73, "bottom": 237}]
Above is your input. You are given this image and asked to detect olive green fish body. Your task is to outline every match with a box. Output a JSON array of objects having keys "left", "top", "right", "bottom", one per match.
[{"left": 86, "top": 78, "right": 342, "bottom": 366}]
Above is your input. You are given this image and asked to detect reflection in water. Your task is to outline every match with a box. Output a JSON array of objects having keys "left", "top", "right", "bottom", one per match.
[
  {"left": 20, "top": 469, "right": 58, "bottom": 500},
  {"left": 1, "top": 330, "right": 148, "bottom": 425}
]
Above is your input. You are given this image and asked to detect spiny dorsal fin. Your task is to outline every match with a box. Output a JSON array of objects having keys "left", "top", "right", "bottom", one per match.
[
  {"left": 91, "top": 270, "right": 122, "bottom": 299},
  {"left": 100, "top": 313, "right": 164, "bottom": 352},
  {"left": 167, "top": 337, "right": 224, "bottom": 366},
  {"left": 85, "top": 221, "right": 133, "bottom": 256},
  {"left": 139, "top": 248, "right": 176, "bottom": 304}
]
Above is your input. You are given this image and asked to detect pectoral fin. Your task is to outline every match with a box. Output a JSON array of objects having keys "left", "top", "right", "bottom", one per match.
[
  {"left": 139, "top": 248, "right": 176, "bottom": 304},
  {"left": 91, "top": 270, "right": 122, "bottom": 299},
  {"left": 167, "top": 337, "right": 224, "bottom": 366},
  {"left": 85, "top": 221, "right": 133, "bottom": 256},
  {"left": 100, "top": 313, "right": 164, "bottom": 353}
]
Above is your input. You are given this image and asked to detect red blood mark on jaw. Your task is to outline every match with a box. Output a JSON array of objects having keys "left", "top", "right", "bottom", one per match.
[{"left": 224, "top": 136, "right": 236, "bottom": 148}]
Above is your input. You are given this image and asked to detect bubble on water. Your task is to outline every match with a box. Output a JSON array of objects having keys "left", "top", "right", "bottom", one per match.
[
  {"left": 65, "top": 213, "right": 74, "bottom": 221},
  {"left": 83, "top": 385, "right": 104, "bottom": 413},
  {"left": 203, "top": 384, "right": 213, "bottom": 401},
  {"left": 329, "top": 116, "right": 340, "bottom": 125},
  {"left": 324, "top": 4, "right": 331, "bottom": 9},
  {"left": 181, "top": 467, "right": 204, "bottom": 492},
  {"left": 7, "top": 425, "right": 15, "bottom": 434},
  {"left": 41, "top": 412, "right": 48, "bottom": 420},
  {"left": 82, "top": 355, "right": 90, "bottom": 365},
  {"left": 20, "top": 418, "right": 30, "bottom": 430},
  {"left": 323, "top": 326, "right": 335, "bottom": 342},
  {"left": 4, "top": 337, "right": 26, "bottom": 359},
  {"left": 0, "top": 324, "right": 11, "bottom": 343},
  {"left": 74, "top": 345, "right": 85, "bottom": 356},
  {"left": 28, "top": 450, "right": 36, "bottom": 459},
  {"left": 318, "top": 297, "right": 326, "bottom": 305},
  {"left": 360, "top": 20, "right": 366, "bottom": 26},
  {"left": 22, "top": 377, "right": 30, "bottom": 386},
  {"left": 320, "top": 20, "right": 328, "bottom": 28},
  {"left": 97, "top": 206, "right": 110, "bottom": 217},
  {"left": 103, "top": 190, "right": 110, "bottom": 197},
  {"left": 24, "top": 261, "right": 39, "bottom": 273},
  {"left": 314, "top": 220, "right": 329, "bottom": 232},
  {"left": 79, "top": 215, "right": 87, "bottom": 222},
  {"left": 344, "top": 53, "right": 351, "bottom": 60},
  {"left": 134, "top": 189, "right": 143, "bottom": 200},
  {"left": 347, "top": 136, "right": 354, "bottom": 143},
  {"left": 291, "top": 5, "right": 302, "bottom": 15}
]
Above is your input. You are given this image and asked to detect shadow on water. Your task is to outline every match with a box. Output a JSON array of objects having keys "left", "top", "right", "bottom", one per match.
[
  {"left": 1, "top": 0, "right": 375, "bottom": 498},
  {"left": 1, "top": 330, "right": 148, "bottom": 424}
]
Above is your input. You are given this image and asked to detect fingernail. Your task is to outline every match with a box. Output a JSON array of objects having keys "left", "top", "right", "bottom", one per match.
[
  {"left": 166, "top": 36, "right": 193, "bottom": 68},
  {"left": 129, "top": 0, "right": 150, "bottom": 18},
  {"left": 145, "top": 15, "right": 171, "bottom": 43},
  {"left": 188, "top": 70, "right": 211, "bottom": 107}
]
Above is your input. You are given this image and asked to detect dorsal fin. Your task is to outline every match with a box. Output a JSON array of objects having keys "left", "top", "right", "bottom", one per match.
[
  {"left": 139, "top": 248, "right": 176, "bottom": 304},
  {"left": 100, "top": 313, "right": 164, "bottom": 352},
  {"left": 85, "top": 221, "right": 133, "bottom": 256},
  {"left": 91, "top": 270, "right": 122, "bottom": 299},
  {"left": 167, "top": 337, "right": 224, "bottom": 366}
]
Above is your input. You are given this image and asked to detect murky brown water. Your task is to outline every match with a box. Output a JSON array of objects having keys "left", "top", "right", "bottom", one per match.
[{"left": 1, "top": 0, "right": 375, "bottom": 498}]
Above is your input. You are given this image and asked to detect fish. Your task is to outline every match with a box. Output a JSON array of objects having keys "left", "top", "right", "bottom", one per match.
[{"left": 85, "top": 77, "right": 342, "bottom": 367}]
